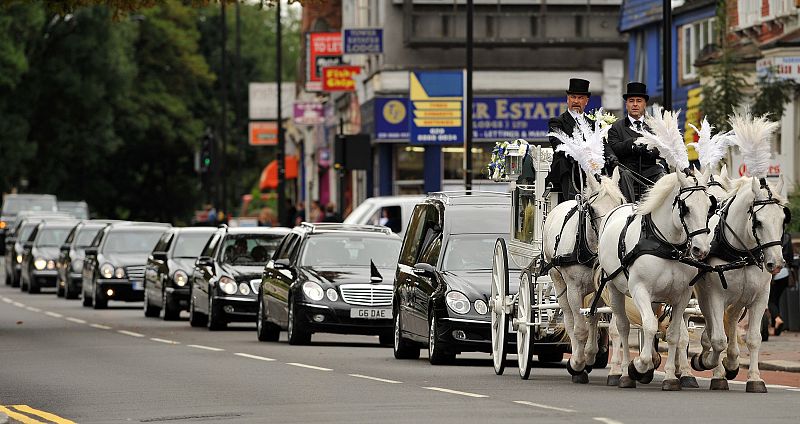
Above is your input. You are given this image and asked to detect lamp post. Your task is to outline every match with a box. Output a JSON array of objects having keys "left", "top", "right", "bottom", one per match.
[
  {"left": 464, "top": 0, "right": 473, "bottom": 191},
  {"left": 662, "top": 0, "right": 672, "bottom": 110},
  {"left": 276, "top": 0, "right": 286, "bottom": 225}
]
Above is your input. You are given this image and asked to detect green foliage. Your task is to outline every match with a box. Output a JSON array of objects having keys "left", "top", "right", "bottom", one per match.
[
  {"left": 752, "top": 67, "right": 799, "bottom": 122},
  {"left": 787, "top": 193, "right": 800, "bottom": 234}
]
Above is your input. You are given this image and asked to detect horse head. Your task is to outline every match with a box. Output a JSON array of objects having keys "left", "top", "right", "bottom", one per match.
[
  {"left": 675, "top": 169, "right": 713, "bottom": 260},
  {"left": 742, "top": 175, "right": 788, "bottom": 274},
  {"left": 707, "top": 163, "right": 731, "bottom": 204},
  {"left": 584, "top": 167, "right": 626, "bottom": 225}
]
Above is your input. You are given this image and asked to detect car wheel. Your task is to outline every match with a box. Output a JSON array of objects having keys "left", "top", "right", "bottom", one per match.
[
  {"left": 11, "top": 271, "right": 20, "bottom": 288},
  {"left": 143, "top": 287, "right": 160, "bottom": 317},
  {"left": 257, "top": 297, "right": 280, "bottom": 342},
  {"left": 20, "top": 275, "right": 29, "bottom": 292},
  {"left": 56, "top": 281, "right": 65, "bottom": 297},
  {"left": 188, "top": 289, "right": 207, "bottom": 327},
  {"left": 65, "top": 281, "right": 78, "bottom": 300},
  {"left": 428, "top": 312, "right": 455, "bottom": 365},
  {"left": 162, "top": 290, "right": 180, "bottom": 321},
  {"left": 287, "top": 300, "right": 311, "bottom": 345},
  {"left": 393, "top": 307, "right": 420, "bottom": 359},
  {"left": 378, "top": 331, "right": 393, "bottom": 346},
  {"left": 82, "top": 284, "right": 93, "bottom": 307},
  {"left": 537, "top": 349, "right": 564, "bottom": 363},
  {"left": 28, "top": 276, "right": 40, "bottom": 294},
  {"left": 93, "top": 283, "right": 107, "bottom": 309},
  {"left": 207, "top": 294, "right": 227, "bottom": 331}
]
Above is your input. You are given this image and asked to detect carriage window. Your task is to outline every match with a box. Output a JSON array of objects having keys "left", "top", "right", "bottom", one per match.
[{"left": 513, "top": 186, "right": 538, "bottom": 242}]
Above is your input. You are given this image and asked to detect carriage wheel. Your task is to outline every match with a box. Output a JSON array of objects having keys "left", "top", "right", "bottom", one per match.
[
  {"left": 491, "top": 238, "right": 510, "bottom": 376},
  {"left": 517, "top": 270, "right": 535, "bottom": 380}
]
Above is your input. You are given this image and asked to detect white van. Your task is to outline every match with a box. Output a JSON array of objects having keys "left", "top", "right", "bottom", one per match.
[{"left": 344, "top": 196, "right": 425, "bottom": 236}]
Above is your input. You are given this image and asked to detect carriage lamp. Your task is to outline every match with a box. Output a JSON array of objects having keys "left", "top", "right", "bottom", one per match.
[{"left": 503, "top": 142, "right": 527, "bottom": 180}]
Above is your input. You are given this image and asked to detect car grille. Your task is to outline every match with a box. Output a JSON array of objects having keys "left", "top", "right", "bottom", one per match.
[
  {"left": 339, "top": 284, "right": 393, "bottom": 306},
  {"left": 125, "top": 265, "right": 145, "bottom": 281}
]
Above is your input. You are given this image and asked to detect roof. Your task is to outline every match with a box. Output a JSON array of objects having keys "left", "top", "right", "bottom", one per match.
[
  {"left": 37, "top": 220, "right": 80, "bottom": 229},
  {"left": 222, "top": 226, "right": 292, "bottom": 236},
  {"left": 107, "top": 222, "right": 171, "bottom": 232},
  {"left": 426, "top": 191, "right": 510, "bottom": 206},
  {"left": 174, "top": 226, "right": 219, "bottom": 234},
  {"left": 296, "top": 222, "right": 395, "bottom": 236},
  {"left": 3, "top": 193, "right": 56, "bottom": 200}
]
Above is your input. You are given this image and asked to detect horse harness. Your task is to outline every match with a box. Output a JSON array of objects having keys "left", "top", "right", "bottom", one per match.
[{"left": 539, "top": 192, "right": 602, "bottom": 276}]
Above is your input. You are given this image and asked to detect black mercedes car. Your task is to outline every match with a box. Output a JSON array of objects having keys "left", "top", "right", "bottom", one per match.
[
  {"left": 20, "top": 219, "right": 78, "bottom": 293},
  {"left": 143, "top": 227, "right": 216, "bottom": 320},
  {"left": 82, "top": 222, "right": 171, "bottom": 309},
  {"left": 189, "top": 226, "right": 290, "bottom": 330},
  {"left": 57, "top": 220, "right": 117, "bottom": 299},
  {"left": 393, "top": 192, "right": 526, "bottom": 364},
  {"left": 257, "top": 223, "right": 402, "bottom": 345},
  {"left": 1, "top": 193, "right": 58, "bottom": 255},
  {"left": 5, "top": 212, "right": 73, "bottom": 288}
]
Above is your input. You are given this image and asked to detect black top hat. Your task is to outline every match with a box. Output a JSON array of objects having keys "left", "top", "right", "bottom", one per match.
[
  {"left": 623, "top": 82, "right": 649, "bottom": 101},
  {"left": 566, "top": 78, "right": 591, "bottom": 96}
]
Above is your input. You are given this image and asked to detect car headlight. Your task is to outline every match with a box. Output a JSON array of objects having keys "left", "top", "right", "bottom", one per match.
[
  {"left": 445, "top": 291, "right": 471, "bottom": 315},
  {"left": 71, "top": 260, "right": 83, "bottom": 273},
  {"left": 34, "top": 258, "right": 47, "bottom": 270},
  {"left": 173, "top": 270, "right": 188, "bottom": 287},
  {"left": 302, "top": 282, "right": 324, "bottom": 301},
  {"left": 47, "top": 260, "right": 56, "bottom": 270},
  {"left": 218, "top": 276, "right": 237, "bottom": 295},
  {"left": 16, "top": 254, "right": 22, "bottom": 264},
  {"left": 114, "top": 267, "right": 126, "bottom": 279},
  {"left": 474, "top": 299, "right": 488, "bottom": 315},
  {"left": 100, "top": 263, "right": 114, "bottom": 279},
  {"left": 238, "top": 282, "right": 251, "bottom": 295},
  {"left": 326, "top": 288, "right": 338, "bottom": 302}
]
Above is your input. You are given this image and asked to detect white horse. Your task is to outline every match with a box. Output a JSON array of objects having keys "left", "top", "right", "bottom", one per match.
[
  {"left": 598, "top": 170, "right": 713, "bottom": 390},
  {"left": 691, "top": 176, "right": 787, "bottom": 392},
  {"left": 543, "top": 168, "right": 625, "bottom": 383}
]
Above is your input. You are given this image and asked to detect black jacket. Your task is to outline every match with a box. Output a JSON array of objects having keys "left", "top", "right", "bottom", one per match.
[{"left": 607, "top": 117, "right": 664, "bottom": 179}]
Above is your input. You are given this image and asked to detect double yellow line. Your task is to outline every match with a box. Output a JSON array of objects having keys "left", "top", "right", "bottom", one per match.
[{"left": 0, "top": 405, "right": 76, "bottom": 424}]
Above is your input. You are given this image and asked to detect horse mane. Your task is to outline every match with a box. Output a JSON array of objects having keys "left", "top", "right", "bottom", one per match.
[
  {"left": 587, "top": 175, "right": 626, "bottom": 204},
  {"left": 636, "top": 173, "right": 680, "bottom": 215},
  {"left": 728, "top": 176, "right": 787, "bottom": 205}
]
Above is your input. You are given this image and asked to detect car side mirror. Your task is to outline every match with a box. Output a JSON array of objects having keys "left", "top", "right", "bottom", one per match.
[
  {"left": 23, "top": 241, "right": 33, "bottom": 249},
  {"left": 196, "top": 256, "right": 214, "bottom": 268},
  {"left": 85, "top": 247, "right": 98, "bottom": 256},
  {"left": 60, "top": 244, "right": 70, "bottom": 253},
  {"left": 412, "top": 263, "right": 437, "bottom": 278},
  {"left": 152, "top": 251, "right": 168, "bottom": 261},
  {"left": 273, "top": 258, "right": 291, "bottom": 269}
]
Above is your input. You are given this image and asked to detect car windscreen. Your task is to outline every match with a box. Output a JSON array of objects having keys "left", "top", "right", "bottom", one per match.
[
  {"left": 2, "top": 198, "right": 57, "bottom": 214},
  {"left": 19, "top": 223, "right": 38, "bottom": 242},
  {"left": 219, "top": 234, "right": 283, "bottom": 265},
  {"left": 300, "top": 235, "right": 401, "bottom": 268},
  {"left": 75, "top": 227, "right": 102, "bottom": 247},
  {"left": 36, "top": 228, "right": 71, "bottom": 247},
  {"left": 442, "top": 234, "right": 518, "bottom": 272},
  {"left": 59, "top": 205, "right": 89, "bottom": 219},
  {"left": 103, "top": 230, "right": 164, "bottom": 254},
  {"left": 173, "top": 232, "right": 214, "bottom": 258}
]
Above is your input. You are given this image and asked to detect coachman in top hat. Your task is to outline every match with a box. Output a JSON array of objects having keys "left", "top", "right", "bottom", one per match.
[
  {"left": 607, "top": 82, "right": 667, "bottom": 202},
  {"left": 545, "top": 78, "right": 616, "bottom": 202}
]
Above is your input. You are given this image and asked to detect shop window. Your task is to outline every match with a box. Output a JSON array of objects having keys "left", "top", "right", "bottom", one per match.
[
  {"left": 396, "top": 145, "right": 425, "bottom": 181},
  {"left": 680, "top": 17, "right": 716, "bottom": 82},
  {"left": 442, "top": 144, "right": 493, "bottom": 180}
]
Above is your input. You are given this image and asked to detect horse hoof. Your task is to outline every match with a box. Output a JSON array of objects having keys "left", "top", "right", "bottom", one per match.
[
  {"left": 640, "top": 368, "right": 655, "bottom": 384},
  {"left": 691, "top": 354, "right": 709, "bottom": 372},
  {"left": 652, "top": 353, "right": 662, "bottom": 370},
  {"left": 618, "top": 376, "right": 636, "bottom": 388},
  {"left": 710, "top": 378, "right": 729, "bottom": 391},
  {"left": 680, "top": 375, "right": 700, "bottom": 389},
  {"left": 584, "top": 365, "right": 593, "bottom": 374},
  {"left": 725, "top": 366, "right": 740, "bottom": 381},
  {"left": 662, "top": 379, "right": 682, "bottom": 391},
  {"left": 566, "top": 360, "right": 583, "bottom": 376},
  {"left": 627, "top": 362, "right": 643, "bottom": 381},
  {"left": 746, "top": 381, "right": 768, "bottom": 393},
  {"left": 606, "top": 374, "right": 621, "bottom": 386},
  {"left": 571, "top": 371, "right": 589, "bottom": 384}
]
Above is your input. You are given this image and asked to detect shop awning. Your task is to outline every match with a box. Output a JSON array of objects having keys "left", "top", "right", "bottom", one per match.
[{"left": 259, "top": 155, "right": 299, "bottom": 191}]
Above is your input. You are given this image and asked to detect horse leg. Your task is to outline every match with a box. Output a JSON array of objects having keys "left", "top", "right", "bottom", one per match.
[
  {"left": 744, "top": 295, "right": 769, "bottom": 393},
  {"left": 661, "top": 295, "right": 689, "bottom": 391},
  {"left": 565, "top": 278, "right": 590, "bottom": 381},
  {"left": 584, "top": 310, "right": 600, "bottom": 368},
  {"left": 694, "top": 284, "right": 725, "bottom": 373},
  {"left": 722, "top": 305, "right": 743, "bottom": 381},
  {"left": 552, "top": 271, "right": 585, "bottom": 383},
  {"left": 606, "top": 315, "right": 622, "bottom": 386},
  {"left": 629, "top": 284, "right": 656, "bottom": 383},
  {"left": 677, "top": 314, "right": 699, "bottom": 388},
  {"left": 610, "top": 288, "right": 635, "bottom": 388}
]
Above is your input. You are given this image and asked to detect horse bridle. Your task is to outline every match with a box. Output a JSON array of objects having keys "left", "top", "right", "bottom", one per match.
[
  {"left": 671, "top": 182, "right": 712, "bottom": 243},
  {"left": 747, "top": 178, "right": 788, "bottom": 260}
]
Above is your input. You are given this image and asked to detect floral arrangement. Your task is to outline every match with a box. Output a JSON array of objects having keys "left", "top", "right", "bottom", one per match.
[
  {"left": 487, "top": 139, "right": 529, "bottom": 181},
  {"left": 586, "top": 108, "right": 618, "bottom": 129}
]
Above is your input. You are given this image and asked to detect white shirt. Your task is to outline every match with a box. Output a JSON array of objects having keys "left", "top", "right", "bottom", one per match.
[
  {"left": 569, "top": 110, "right": 587, "bottom": 126},
  {"left": 628, "top": 114, "right": 645, "bottom": 131}
]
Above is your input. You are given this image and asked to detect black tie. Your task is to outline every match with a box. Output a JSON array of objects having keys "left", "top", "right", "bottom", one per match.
[{"left": 635, "top": 121, "right": 642, "bottom": 132}]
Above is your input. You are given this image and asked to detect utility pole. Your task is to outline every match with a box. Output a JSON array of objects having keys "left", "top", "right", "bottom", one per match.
[
  {"left": 662, "top": 0, "right": 672, "bottom": 110},
  {"left": 234, "top": 1, "right": 242, "bottom": 208},
  {"left": 220, "top": 2, "right": 228, "bottom": 215},
  {"left": 276, "top": 0, "right": 286, "bottom": 226},
  {"left": 464, "top": 0, "right": 473, "bottom": 191}
]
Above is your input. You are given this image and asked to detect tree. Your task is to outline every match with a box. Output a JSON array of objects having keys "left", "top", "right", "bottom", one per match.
[{"left": 752, "top": 67, "right": 799, "bottom": 122}]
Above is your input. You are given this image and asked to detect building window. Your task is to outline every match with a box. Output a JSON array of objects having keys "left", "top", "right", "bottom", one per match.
[
  {"left": 634, "top": 32, "right": 646, "bottom": 83},
  {"left": 680, "top": 18, "right": 716, "bottom": 81},
  {"left": 737, "top": 0, "right": 760, "bottom": 28},
  {"left": 442, "top": 144, "right": 493, "bottom": 180}
]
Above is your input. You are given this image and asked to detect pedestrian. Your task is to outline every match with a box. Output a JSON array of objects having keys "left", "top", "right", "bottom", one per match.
[
  {"left": 546, "top": 78, "right": 616, "bottom": 202},
  {"left": 206, "top": 206, "right": 218, "bottom": 226},
  {"left": 310, "top": 201, "right": 323, "bottom": 223},
  {"left": 606, "top": 82, "right": 668, "bottom": 202},
  {"left": 281, "top": 199, "right": 296, "bottom": 227},
  {"left": 321, "top": 203, "right": 342, "bottom": 223},
  {"left": 767, "top": 231, "right": 795, "bottom": 337}
]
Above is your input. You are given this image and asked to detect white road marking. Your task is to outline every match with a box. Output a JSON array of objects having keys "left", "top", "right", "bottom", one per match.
[
  {"left": 90, "top": 324, "right": 112, "bottom": 330},
  {"left": 767, "top": 384, "right": 793, "bottom": 389},
  {"left": 25, "top": 306, "right": 41, "bottom": 312},
  {"left": 287, "top": 362, "right": 332, "bottom": 371},
  {"left": 1, "top": 297, "right": 12, "bottom": 303},
  {"left": 422, "top": 387, "right": 488, "bottom": 398},
  {"left": 117, "top": 330, "right": 145, "bottom": 338},
  {"left": 594, "top": 418, "right": 624, "bottom": 424},
  {"left": 188, "top": 344, "right": 225, "bottom": 352},
  {"left": 234, "top": 353, "right": 276, "bottom": 362},
  {"left": 45, "top": 311, "right": 63, "bottom": 318},
  {"left": 13, "top": 302, "right": 25, "bottom": 307},
  {"left": 348, "top": 374, "right": 402, "bottom": 384},
  {"left": 65, "top": 317, "right": 87, "bottom": 324},
  {"left": 150, "top": 338, "right": 179, "bottom": 345},
  {"left": 513, "top": 401, "right": 575, "bottom": 413},
  {"left": 787, "top": 388, "right": 800, "bottom": 392}
]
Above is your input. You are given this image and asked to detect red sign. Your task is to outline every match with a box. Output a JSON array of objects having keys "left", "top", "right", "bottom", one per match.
[
  {"left": 738, "top": 163, "right": 782, "bottom": 177},
  {"left": 249, "top": 122, "right": 278, "bottom": 146},
  {"left": 306, "top": 32, "right": 342, "bottom": 91},
  {"left": 322, "top": 66, "right": 361, "bottom": 92}
]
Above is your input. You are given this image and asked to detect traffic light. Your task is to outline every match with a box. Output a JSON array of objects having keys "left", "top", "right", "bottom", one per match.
[{"left": 200, "top": 131, "right": 213, "bottom": 173}]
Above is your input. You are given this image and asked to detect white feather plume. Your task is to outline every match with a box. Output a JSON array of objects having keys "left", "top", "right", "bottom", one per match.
[
  {"left": 687, "top": 117, "right": 734, "bottom": 169},
  {"left": 635, "top": 105, "right": 689, "bottom": 171},
  {"left": 729, "top": 110, "right": 779, "bottom": 179},
  {"left": 548, "top": 109, "right": 610, "bottom": 176}
]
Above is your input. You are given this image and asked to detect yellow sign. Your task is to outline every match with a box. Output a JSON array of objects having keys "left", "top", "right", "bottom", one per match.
[
  {"left": 413, "top": 109, "right": 462, "bottom": 119},
  {"left": 382, "top": 100, "right": 406, "bottom": 124},
  {"left": 684, "top": 87, "right": 702, "bottom": 161}
]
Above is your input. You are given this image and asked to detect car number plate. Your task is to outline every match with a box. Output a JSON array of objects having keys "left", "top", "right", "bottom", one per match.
[
  {"left": 350, "top": 308, "right": 392, "bottom": 319},
  {"left": 131, "top": 280, "right": 143, "bottom": 290}
]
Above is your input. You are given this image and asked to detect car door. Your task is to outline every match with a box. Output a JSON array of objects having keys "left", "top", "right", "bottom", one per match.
[
  {"left": 263, "top": 233, "right": 300, "bottom": 328},
  {"left": 146, "top": 232, "right": 170, "bottom": 302},
  {"left": 395, "top": 204, "right": 431, "bottom": 337},
  {"left": 194, "top": 233, "right": 221, "bottom": 314},
  {"left": 416, "top": 235, "right": 443, "bottom": 336},
  {"left": 82, "top": 230, "right": 104, "bottom": 296},
  {"left": 59, "top": 226, "right": 78, "bottom": 286}
]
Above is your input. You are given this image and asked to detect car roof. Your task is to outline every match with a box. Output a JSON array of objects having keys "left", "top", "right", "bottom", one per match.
[
  {"left": 220, "top": 226, "right": 292, "bottom": 236},
  {"left": 107, "top": 223, "right": 171, "bottom": 232},
  {"left": 3, "top": 194, "right": 57, "bottom": 200},
  {"left": 443, "top": 204, "right": 510, "bottom": 235},
  {"left": 37, "top": 220, "right": 80, "bottom": 229},
  {"left": 360, "top": 195, "right": 426, "bottom": 206},
  {"left": 293, "top": 223, "right": 398, "bottom": 237},
  {"left": 175, "top": 227, "right": 218, "bottom": 234}
]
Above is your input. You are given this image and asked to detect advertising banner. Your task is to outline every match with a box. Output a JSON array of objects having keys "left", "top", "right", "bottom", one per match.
[
  {"left": 409, "top": 71, "right": 465, "bottom": 145},
  {"left": 306, "top": 32, "right": 343, "bottom": 91},
  {"left": 249, "top": 122, "right": 278, "bottom": 146},
  {"left": 322, "top": 65, "right": 361, "bottom": 92},
  {"left": 471, "top": 96, "right": 601, "bottom": 140},
  {"left": 343, "top": 28, "right": 383, "bottom": 54},
  {"left": 293, "top": 101, "right": 325, "bottom": 126},
  {"left": 375, "top": 98, "right": 409, "bottom": 140}
]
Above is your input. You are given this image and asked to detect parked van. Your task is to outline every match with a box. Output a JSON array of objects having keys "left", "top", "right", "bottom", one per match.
[{"left": 344, "top": 196, "right": 424, "bottom": 236}]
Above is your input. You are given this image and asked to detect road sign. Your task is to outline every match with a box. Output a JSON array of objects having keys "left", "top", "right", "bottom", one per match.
[
  {"left": 343, "top": 29, "right": 383, "bottom": 54},
  {"left": 249, "top": 122, "right": 278, "bottom": 146},
  {"left": 409, "top": 70, "right": 465, "bottom": 145},
  {"left": 249, "top": 82, "right": 295, "bottom": 120},
  {"left": 293, "top": 101, "right": 325, "bottom": 125},
  {"left": 306, "top": 32, "right": 342, "bottom": 92},
  {"left": 322, "top": 65, "right": 361, "bottom": 92}
]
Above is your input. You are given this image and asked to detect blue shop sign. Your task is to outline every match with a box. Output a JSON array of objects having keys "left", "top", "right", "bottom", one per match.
[
  {"left": 472, "top": 96, "right": 601, "bottom": 141},
  {"left": 343, "top": 29, "right": 383, "bottom": 54},
  {"left": 410, "top": 71, "right": 465, "bottom": 145},
  {"left": 375, "top": 98, "right": 410, "bottom": 140}
]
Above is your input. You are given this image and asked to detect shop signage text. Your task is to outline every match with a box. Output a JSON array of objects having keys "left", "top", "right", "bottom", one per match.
[
  {"left": 343, "top": 28, "right": 383, "bottom": 54},
  {"left": 409, "top": 71, "right": 465, "bottom": 145},
  {"left": 322, "top": 65, "right": 361, "bottom": 91},
  {"left": 306, "top": 32, "right": 343, "bottom": 91}
]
